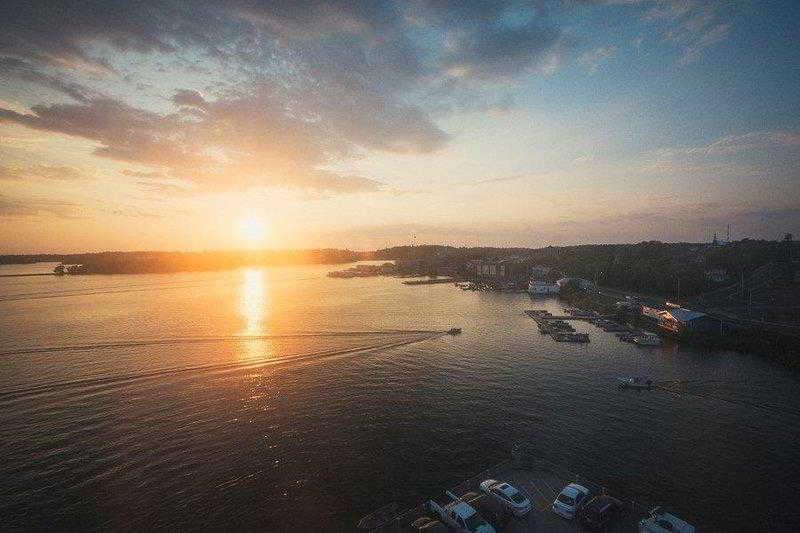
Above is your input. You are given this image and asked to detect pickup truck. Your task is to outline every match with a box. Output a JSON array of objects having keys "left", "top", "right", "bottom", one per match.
[{"left": 426, "top": 491, "right": 496, "bottom": 533}]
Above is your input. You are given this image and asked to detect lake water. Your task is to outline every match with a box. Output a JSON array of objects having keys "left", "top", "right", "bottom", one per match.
[{"left": 1, "top": 263, "right": 798, "bottom": 531}]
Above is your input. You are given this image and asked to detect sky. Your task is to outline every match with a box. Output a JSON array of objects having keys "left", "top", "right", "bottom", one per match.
[{"left": 1, "top": 0, "right": 798, "bottom": 253}]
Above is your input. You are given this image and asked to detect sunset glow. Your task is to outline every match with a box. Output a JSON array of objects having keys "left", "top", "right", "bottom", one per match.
[
  {"left": 239, "top": 217, "right": 268, "bottom": 246},
  {"left": 2, "top": 3, "right": 800, "bottom": 532},
  {"left": 0, "top": 2, "right": 798, "bottom": 253}
]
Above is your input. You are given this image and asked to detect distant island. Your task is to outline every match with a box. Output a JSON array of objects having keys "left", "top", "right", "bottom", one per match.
[
  {"left": 0, "top": 249, "right": 360, "bottom": 275},
  {"left": 2, "top": 237, "right": 796, "bottom": 301}
]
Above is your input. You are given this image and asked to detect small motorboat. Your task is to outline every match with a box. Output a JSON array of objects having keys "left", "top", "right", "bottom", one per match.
[
  {"left": 617, "top": 377, "right": 654, "bottom": 390},
  {"left": 633, "top": 333, "right": 662, "bottom": 346}
]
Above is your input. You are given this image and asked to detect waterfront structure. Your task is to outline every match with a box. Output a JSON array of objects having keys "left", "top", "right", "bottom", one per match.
[
  {"left": 556, "top": 277, "right": 594, "bottom": 292},
  {"left": 471, "top": 259, "right": 527, "bottom": 281},
  {"left": 640, "top": 301, "right": 665, "bottom": 323},
  {"left": 528, "top": 280, "right": 560, "bottom": 295},
  {"left": 657, "top": 307, "right": 721, "bottom": 335}
]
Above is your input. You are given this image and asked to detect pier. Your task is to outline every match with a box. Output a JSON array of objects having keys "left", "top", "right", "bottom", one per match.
[{"left": 402, "top": 278, "right": 455, "bottom": 285}]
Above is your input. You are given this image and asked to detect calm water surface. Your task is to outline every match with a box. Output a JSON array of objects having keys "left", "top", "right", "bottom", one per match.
[{"left": 1, "top": 263, "right": 799, "bottom": 531}]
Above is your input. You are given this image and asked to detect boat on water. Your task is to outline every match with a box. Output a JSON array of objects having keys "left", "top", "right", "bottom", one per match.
[
  {"left": 618, "top": 377, "right": 654, "bottom": 390},
  {"left": 633, "top": 333, "right": 662, "bottom": 346}
]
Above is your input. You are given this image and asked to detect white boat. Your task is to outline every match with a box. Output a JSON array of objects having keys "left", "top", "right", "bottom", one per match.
[
  {"left": 633, "top": 333, "right": 662, "bottom": 346},
  {"left": 617, "top": 377, "right": 654, "bottom": 390}
]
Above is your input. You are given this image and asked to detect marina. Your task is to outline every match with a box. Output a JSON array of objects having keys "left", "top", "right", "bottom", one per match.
[{"left": 524, "top": 309, "right": 669, "bottom": 347}]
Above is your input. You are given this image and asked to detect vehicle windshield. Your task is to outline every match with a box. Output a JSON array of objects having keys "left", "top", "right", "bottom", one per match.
[
  {"left": 510, "top": 492, "right": 526, "bottom": 504},
  {"left": 465, "top": 514, "right": 489, "bottom": 531},
  {"left": 557, "top": 493, "right": 575, "bottom": 506}
]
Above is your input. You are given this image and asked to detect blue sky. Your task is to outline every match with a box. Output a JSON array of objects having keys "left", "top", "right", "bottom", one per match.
[{"left": 0, "top": 1, "right": 798, "bottom": 252}]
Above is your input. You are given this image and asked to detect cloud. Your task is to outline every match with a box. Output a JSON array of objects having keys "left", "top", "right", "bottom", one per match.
[
  {"left": 172, "top": 89, "right": 207, "bottom": 109},
  {"left": 578, "top": 45, "right": 617, "bottom": 74},
  {"left": 691, "top": 131, "right": 800, "bottom": 156},
  {"left": 0, "top": 194, "right": 81, "bottom": 218},
  {"left": 0, "top": 57, "right": 96, "bottom": 103},
  {"left": 441, "top": 21, "right": 565, "bottom": 81},
  {"left": 0, "top": 1, "right": 607, "bottom": 199},
  {"left": 0, "top": 0, "right": 210, "bottom": 74},
  {"left": 0, "top": 165, "right": 89, "bottom": 181},
  {"left": 324, "top": 202, "right": 800, "bottom": 249},
  {"left": 644, "top": 0, "right": 732, "bottom": 64},
  {"left": 0, "top": 92, "right": 391, "bottom": 193}
]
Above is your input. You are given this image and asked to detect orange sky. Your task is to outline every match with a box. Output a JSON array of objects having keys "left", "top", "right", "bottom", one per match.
[{"left": 1, "top": 1, "right": 798, "bottom": 253}]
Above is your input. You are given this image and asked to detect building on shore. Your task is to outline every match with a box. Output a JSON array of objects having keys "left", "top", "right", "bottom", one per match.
[
  {"left": 657, "top": 307, "right": 722, "bottom": 335},
  {"left": 556, "top": 277, "right": 594, "bottom": 292},
  {"left": 470, "top": 259, "right": 527, "bottom": 282},
  {"left": 528, "top": 280, "right": 560, "bottom": 295}
]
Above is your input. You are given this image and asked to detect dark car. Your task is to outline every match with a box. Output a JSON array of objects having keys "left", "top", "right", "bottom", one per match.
[{"left": 579, "top": 495, "right": 623, "bottom": 529}]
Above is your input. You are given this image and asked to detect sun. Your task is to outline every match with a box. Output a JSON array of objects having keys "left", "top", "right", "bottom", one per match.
[{"left": 238, "top": 217, "right": 267, "bottom": 244}]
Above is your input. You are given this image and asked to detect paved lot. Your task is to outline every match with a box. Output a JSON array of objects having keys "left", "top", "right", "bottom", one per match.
[{"left": 368, "top": 463, "right": 642, "bottom": 532}]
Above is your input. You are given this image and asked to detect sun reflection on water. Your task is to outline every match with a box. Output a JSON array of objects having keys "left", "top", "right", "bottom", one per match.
[{"left": 239, "top": 268, "right": 272, "bottom": 361}]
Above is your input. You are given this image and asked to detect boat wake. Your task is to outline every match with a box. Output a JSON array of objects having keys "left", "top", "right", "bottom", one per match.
[
  {"left": 0, "top": 331, "right": 444, "bottom": 403},
  {"left": 0, "top": 329, "right": 445, "bottom": 357}
]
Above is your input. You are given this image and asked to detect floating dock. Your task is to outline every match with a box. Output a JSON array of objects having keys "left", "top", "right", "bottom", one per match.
[{"left": 402, "top": 278, "right": 455, "bottom": 285}]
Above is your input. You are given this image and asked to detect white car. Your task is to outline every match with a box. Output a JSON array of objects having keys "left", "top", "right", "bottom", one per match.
[
  {"left": 552, "top": 483, "right": 590, "bottom": 519},
  {"left": 639, "top": 507, "right": 695, "bottom": 533},
  {"left": 479, "top": 479, "right": 532, "bottom": 516}
]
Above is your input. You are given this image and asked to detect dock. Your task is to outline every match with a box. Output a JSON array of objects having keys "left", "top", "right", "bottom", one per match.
[
  {"left": 525, "top": 311, "right": 595, "bottom": 342},
  {"left": 402, "top": 278, "right": 455, "bottom": 285},
  {"left": 359, "top": 452, "right": 656, "bottom": 532}
]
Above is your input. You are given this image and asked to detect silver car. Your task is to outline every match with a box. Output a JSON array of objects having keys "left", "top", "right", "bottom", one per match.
[{"left": 478, "top": 479, "right": 532, "bottom": 516}]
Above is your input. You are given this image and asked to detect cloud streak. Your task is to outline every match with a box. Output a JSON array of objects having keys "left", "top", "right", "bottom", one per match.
[{"left": 0, "top": 165, "right": 89, "bottom": 182}]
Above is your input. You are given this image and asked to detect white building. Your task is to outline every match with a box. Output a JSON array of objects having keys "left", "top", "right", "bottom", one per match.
[
  {"left": 528, "top": 279, "right": 560, "bottom": 295},
  {"left": 556, "top": 277, "right": 594, "bottom": 291}
]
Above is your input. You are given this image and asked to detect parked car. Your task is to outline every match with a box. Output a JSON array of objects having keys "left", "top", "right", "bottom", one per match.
[
  {"left": 639, "top": 506, "right": 695, "bottom": 533},
  {"left": 478, "top": 479, "right": 532, "bottom": 516},
  {"left": 552, "top": 483, "right": 591, "bottom": 519},
  {"left": 426, "top": 491, "right": 496, "bottom": 533},
  {"left": 579, "top": 495, "right": 623, "bottom": 529}
]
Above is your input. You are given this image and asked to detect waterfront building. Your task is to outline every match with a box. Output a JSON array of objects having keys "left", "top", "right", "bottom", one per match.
[
  {"left": 657, "top": 307, "right": 722, "bottom": 335},
  {"left": 556, "top": 277, "right": 594, "bottom": 291},
  {"left": 528, "top": 280, "right": 560, "bottom": 295},
  {"left": 471, "top": 259, "right": 527, "bottom": 281}
]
